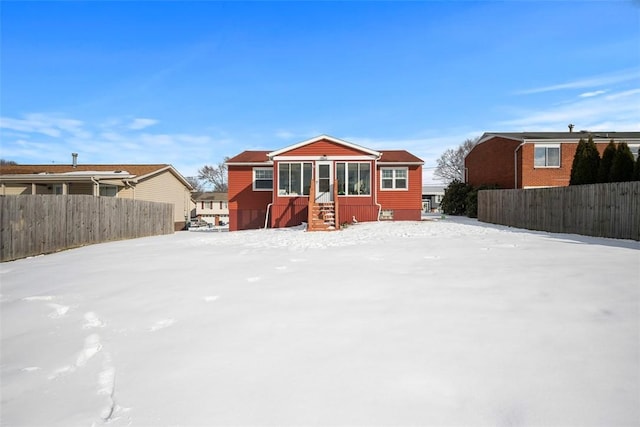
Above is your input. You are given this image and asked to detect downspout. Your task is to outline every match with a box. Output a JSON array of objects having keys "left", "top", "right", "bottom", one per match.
[
  {"left": 374, "top": 155, "right": 382, "bottom": 221},
  {"left": 91, "top": 177, "right": 100, "bottom": 196},
  {"left": 263, "top": 203, "right": 272, "bottom": 229},
  {"left": 123, "top": 179, "right": 135, "bottom": 199},
  {"left": 514, "top": 142, "right": 526, "bottom": 189}
]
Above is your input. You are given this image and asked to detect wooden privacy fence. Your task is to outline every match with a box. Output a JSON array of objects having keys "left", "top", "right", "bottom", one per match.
[
  {"left": 477, "top": 182, "right": 639, "bottom": 241},
  {"left": 1, "top": 195, "right": 174, "bottom": 262}
]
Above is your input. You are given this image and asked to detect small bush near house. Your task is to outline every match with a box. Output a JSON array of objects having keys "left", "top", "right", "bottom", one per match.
[
  {"left": 635, "top": 154, "right": 640, "bottom": 181},
  {"left": 441, "top": 180, "right": 472, "bottom": 216}
]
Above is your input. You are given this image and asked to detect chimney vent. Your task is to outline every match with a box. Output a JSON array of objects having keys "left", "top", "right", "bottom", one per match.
[
  {"left": 72, "top": 153, "right": 78, "bottom": 168},
  {"left": 568, "top": 124, "right": 574, "bottom": 133}
]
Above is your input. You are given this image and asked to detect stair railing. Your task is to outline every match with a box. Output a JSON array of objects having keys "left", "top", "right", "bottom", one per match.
[
  {"left": 333, "top": 179, "right": 339, "bottom": 230},
  {"left": 308, "top": 178, "right": 315, "bottom": 229}
]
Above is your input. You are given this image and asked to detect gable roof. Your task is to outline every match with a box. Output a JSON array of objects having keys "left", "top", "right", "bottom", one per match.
[
  {"left": 0, "top": 163, "right": 193, "bottom": 189},
  {"left": 268, "top": 135, "right": 381, "bottom": 158}
]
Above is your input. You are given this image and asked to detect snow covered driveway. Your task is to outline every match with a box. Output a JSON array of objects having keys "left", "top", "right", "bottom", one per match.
[{"left": 1, "top": 218, "right": 638, "bottom": 426}]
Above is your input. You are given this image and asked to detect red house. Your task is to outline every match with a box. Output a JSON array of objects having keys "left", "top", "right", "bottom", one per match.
[
  {"left": 465, "top": 131, "right": 640, "bottom": 189},
  {"left": 226, "top": 135, "right": 424, "bottom": 231}
]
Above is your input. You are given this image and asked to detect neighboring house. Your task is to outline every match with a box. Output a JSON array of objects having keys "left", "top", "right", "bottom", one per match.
[
  {"left": 226, "top": 134, "right": 424, "bottom": 231},
  {"left": 465, "top": 131, "right": 640, "bottom": 189},
  {"left": 191, "top": 191, "right": 229, "bottom": 225},
  {"left": 0, "top": 160, "right": 194, "bottom": 230},
  {"left": 422, "top": 185, "right": 445, "bottom": 212}
]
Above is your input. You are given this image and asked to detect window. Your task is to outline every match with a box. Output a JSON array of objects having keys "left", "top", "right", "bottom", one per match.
[
  {"left": 99, "top": 185, "right": 117, "bottom": 197},
  {"left": 253, "top": 168, "right": 273, "bottom": 191},
  {"left": 381, "top": 167, "right": 408, "bottom": 190},
  {"left": 534, "top": 145, "right": 560, "bottom": 167},
  {"left": 52, "top": 184, "right": 63, "bottom": 195},
  {"left": 278, "top": 162, "right": 312, "bottom": 196},
  {"left": 336, "top": 162, "right": 370, "bottom": 195},
  {"left": 629, "top": 144, "right": 639, "bottom": 161}
]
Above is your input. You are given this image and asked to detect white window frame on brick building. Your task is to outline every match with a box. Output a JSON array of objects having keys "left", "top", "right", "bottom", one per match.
[{"left": 534, "top": 144, "right": 560, "bottom": 168}]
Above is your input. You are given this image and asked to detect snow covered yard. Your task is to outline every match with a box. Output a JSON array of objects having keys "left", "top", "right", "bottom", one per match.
[{"left": 1, "top": 217, "right": 638, "bottom": 426}]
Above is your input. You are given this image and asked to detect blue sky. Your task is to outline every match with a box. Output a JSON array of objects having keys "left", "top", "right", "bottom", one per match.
[{"left": 1, "top": 1, "right": 638, "bottom": 183}]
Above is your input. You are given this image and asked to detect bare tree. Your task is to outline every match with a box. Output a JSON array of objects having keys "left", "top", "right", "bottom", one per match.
[
  {"left": 197, "top": 157, "right": 230, "bottom": 192},
  {"left": 185, "top": 176, "right": 205, "bottom": 192},
  {"left": 434, "top": 137, "right": 479, "bottom": 183},
  {"left": 0, "top": 159, "right": 18, "bottom": 166}
]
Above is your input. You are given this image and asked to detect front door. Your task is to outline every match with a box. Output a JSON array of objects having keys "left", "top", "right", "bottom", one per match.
[{"left": 315, "top": 161, "right": 333, "bottom": 203}]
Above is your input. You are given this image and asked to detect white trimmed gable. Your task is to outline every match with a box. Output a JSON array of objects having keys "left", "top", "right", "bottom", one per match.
[{"left": 267, "top": 134, "right": 381, "bottom": 159}]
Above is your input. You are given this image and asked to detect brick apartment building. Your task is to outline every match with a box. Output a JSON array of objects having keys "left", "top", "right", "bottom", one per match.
[{"left": 465, "top": 131, "right": 640, "bottom": 189}]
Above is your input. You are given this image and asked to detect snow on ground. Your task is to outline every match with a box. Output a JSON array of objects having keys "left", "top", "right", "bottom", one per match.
[{"left": 1, "top": 217, "right": 638, "bottom": 426}]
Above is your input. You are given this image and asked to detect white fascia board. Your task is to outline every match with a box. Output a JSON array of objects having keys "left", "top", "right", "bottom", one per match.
[
  {"left": 272, "top": 155, "right": 378, "bottom": 161},
  {"left": 0, "top": 174, "right": 131, "bottom": 182},
  {"left": 268, "top": 135, "right": 381, "bottom": 158}
]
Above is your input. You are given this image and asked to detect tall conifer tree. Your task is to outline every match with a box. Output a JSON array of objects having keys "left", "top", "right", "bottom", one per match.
[
  {"left": 597, "top": 140, "right": 616, "bottom": 183},
  {"left": 569, "top": 138, "right": 586, "bottom": 185},
  {"left": 610, "top": 142, "right": 635, "bottom": 182},
  {"left": 570, "top": 136, "right": 600, "bottom": 185}
]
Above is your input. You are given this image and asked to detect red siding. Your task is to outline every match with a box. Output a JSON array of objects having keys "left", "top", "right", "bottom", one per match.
[
  {"left": 376, "top": 164, "right": 423, "bottom": 217},
  {"left": 281, "top": 139, "right": 369, "bottom": 157},
  {"left": 228, "top": 165, "right": 272, "bottom": 231},
  {"left": 339, "top": 205, "right": 379, "bottom": 224},
  {"left": 270, "top": 197, "right": 308, "bottom": 228}
]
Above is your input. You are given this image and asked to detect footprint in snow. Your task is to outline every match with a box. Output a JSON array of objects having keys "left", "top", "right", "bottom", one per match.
[
  {"left": 149, "top": 319, "right": 175, "bottom": 332},
  {"left": 275, "top": 266, "right": 287, "bottom": 271},
  {"left": 76, "top": 334, "right": 102, "bottom": 367},
  {"left": 203, "top": 296, "right": 219, "bottom": 302},
  {"left": 48, "top": 303, "right": 70, "bottom": 318},
  {"left": 49, "top": 334, "right": 102, "bottom": 379},
  {"left": 423, "top": 255, "right": 440, "bottom": 260},
  {"left": 83, "top": 312, "right": 106, "bottom": 329},
  {"left": 246, "top": 277, "right": 261, "bottom": 282}
]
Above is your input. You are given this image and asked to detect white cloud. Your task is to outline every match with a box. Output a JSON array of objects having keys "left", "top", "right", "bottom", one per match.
[
  {"left": 0, "top": 113, "right": 90, "bottom": 139},
  {"left": 499, "top": 88, "right": 640, "bottom": 131},
  {"left": 516, "top": 68, "right": 640, "bottom": 95},
  {"left": 128, "top": 118, "right": 159, "bottom": 130},
  {"left": 579, "top": 90, "right": 607, "bottom": 98}
]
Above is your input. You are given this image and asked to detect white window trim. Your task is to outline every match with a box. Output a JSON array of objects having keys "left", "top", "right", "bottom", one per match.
[
  {"left": 336, "top": 162, "right": 371, "bottom": 196},
  {"left": 253, "top": 167, "right": 273, "bottom": 191},
  {"left": 534, "top": 144, "right": 561, "bottom": 168},
  {"left": 380, "top": 167, "right": 409, "bottom": 191},
  {"left": 277, "top": 162, "right": 313, "bottom": 197}
]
